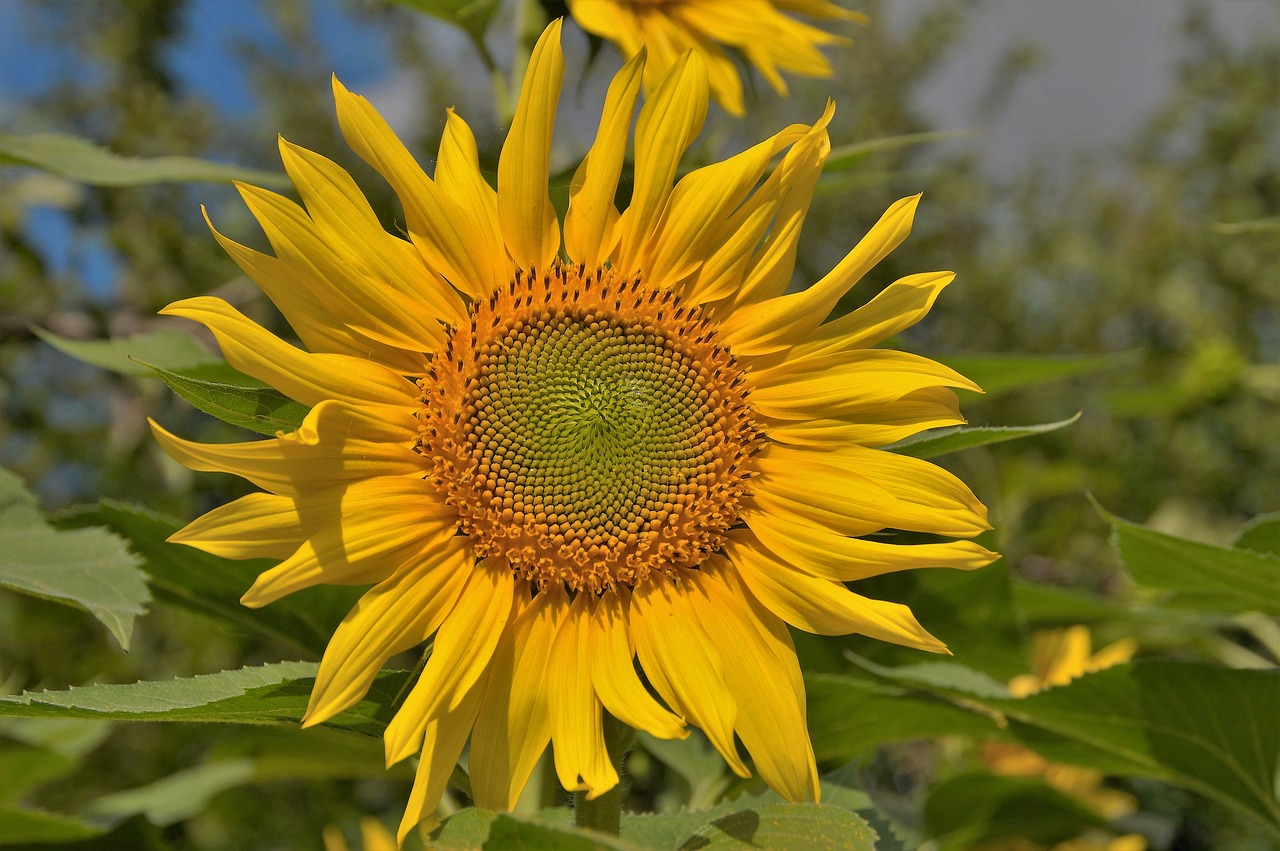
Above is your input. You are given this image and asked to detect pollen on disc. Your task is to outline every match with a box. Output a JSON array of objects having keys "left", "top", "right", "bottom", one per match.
[{"left": 416, "top": 264, "right": 758, "bottom": 592}]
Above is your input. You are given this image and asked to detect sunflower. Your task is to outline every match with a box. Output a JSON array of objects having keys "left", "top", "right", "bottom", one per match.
[
  {"left": 152, "top": 20, "right": 995, "bottom": 841},
  {"left": 564, "top": 0, "right": 865, "bottom": 116}
]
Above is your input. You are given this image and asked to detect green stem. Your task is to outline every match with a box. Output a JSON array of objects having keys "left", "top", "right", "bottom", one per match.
[{"left": 574, "top": 714, "right": 634, "bottom": 836}]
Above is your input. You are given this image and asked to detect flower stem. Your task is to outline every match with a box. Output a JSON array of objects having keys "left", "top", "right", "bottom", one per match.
[{"left": 574, "top": 714, "right": 633, "bottom": 836}]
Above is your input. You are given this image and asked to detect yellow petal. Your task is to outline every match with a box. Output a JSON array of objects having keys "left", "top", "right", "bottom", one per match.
[
  {"left": 736, "top": 512, "right": 999, "bottom": 582},
  {"left": 548, "top": 591, "right": 618, "bottom": 798},
  {"left": 384, "top": 558, "right": 514, "bottom": 765},
  {"left": 723, "top": 537, "right": 950, "bottom": 652},
  {"left": 764, "top": 388, "right": 965, "bottom": 448},
  {"left": 697, "top": 561, "right": 819, "bottom": 801},
  {"left": 749, "top": 349, "right": 981, "bottom": 420},
  {"left": 331, "top": 75, "right": 507, "bottom": 297},
  {"left": 631, "top": 577, "right": 749, "bottom": 778},
  {"left": 240, "top": 479, "right": 457, "bottom": 607},
  {"left": 437, "top": 109, "right": 504, "bottom": 276},
  {"left": 720, "top": 195, "right": 921, "bottom": 356},
  {"left": 564, "top": 48, "right": 645, "bottom": 270},
  {"left": 498, "top": 19, "right": 564, "bottom": 270},
  {"left": 398, "top": 675, "right": 485, "bottom": 843},
  {"left": 469, "top": 585, "right": 563, "bottom": 810},
  {"left": 303, "top": 536, "right": 471, "bottom": 725},
  {"left": 589, "top": 589, "right": 687, "bottom": 741},
  {"left": 615, "top": 51, "right": 709, "bottom": 275},
  {"left": 149, "top": 403, "right": 424, "bottom": 497},
  {"left": 160, "top": 296, "right": 418, "bottom": 407},
  {"left": 799, "top": 271, "right": 956, "bottom": 354},
  {"left": 168, "top": 492, "right": 304, "bottom": 560}
]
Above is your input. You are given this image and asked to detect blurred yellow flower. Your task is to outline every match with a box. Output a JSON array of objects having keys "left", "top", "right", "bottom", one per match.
[
  {"left": 322, "top": 818, "right": 398, "bottom": 851},
  {"left": 564, "top": 0, "right": 865, "bottom": 115},
  {"left": 153, "top": 20, "right": 993, "bottom": 842},
  {"left": 982, "top": 627, "right": 1145, "bottom": 851}
]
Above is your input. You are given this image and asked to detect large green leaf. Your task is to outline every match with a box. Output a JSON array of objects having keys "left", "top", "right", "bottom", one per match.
[
  {"left": 31, "top": 327, "right": 231, "bottom": 380},
  {"left": 141, "top": 361, "right": 308, "bottom": 436},
  {"left": 0, "top": 807, "right": 103, "bottom": 844},
  {"left": 67, "top": 500, "right": 356, "bottom": 657},
  {"left": 0, "top": 131, "right": 286, "bottom": 187},
  {"left": 859, "top": 659, "right": 1280, "bottom": 836},
  {"left": 0, "top": 738, "right": 75, "bottom": 802},
  {"left": 923, "top": 773, "right": 1111, "bottom": 850},
  {"left": 1235, "top": 513, "right": 1280, "bottom": 557},
  {"left": 937, "top": 352, "right": 1137, "bottom": 398},
  {"left": 0, "top": 662, "right": 407, "bottom": 738},
  {"left": 673, "top": 804, "right": 876, "bottom": 850},
  {"left": 1096, "top": 500, "right": 1280, "bottom": 616},
  {"left": 888, "top": 413, "right": 1080, "bottom": 459},
  {"left": 0, "top": 468, "right": 150, "bottom": 650}
]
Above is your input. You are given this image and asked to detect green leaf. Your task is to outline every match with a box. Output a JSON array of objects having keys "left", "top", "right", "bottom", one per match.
[
  {"left": 1213, "top": 216, "right": 1280, "bottom": 235},
  {"left": 923, "top": 773, "right": 1111, "bottom": 850},
  {"left": 859, "top": 659, "right": 1280, "bottom": 836},
  {"left": 824, "top": 130, "right": 972, "bottom": 171},
  {"left": 0, "top": 807, "right": 103, "bottom": 844},
  {"left": 85, "top": 759, "right": 257, "bottom": 826},
  {"left": 390, "top": 0, "right": 501, "bottom": 44},
  {"left": 67, "top": 500, "right": 355, "bottom": 658},
  {"left": 1235, "top": 513, "right": 1280, "bottom": 557},
  {"left": 636, "top": 731, "right": 732, "bottom": 810},
  {"left": 140, "top": 361, "right": 309, "bottom": 436},
  {"left": 0, "top": 738, "right": 76, "bottom": 802},
  {"left": 888, "top": 413, "right": 1080, "bottom": 458},
  {"left": 1094, "top": 498, "right": 1280, "bottom": 616},
  {"left": 0, "top": 468, "right": 150, "bottom": 650},
  {"left": 0, "top": 662, "right": 407, "bottom": 738},
  {"left": 0, "top": 131, "right": 287, "bottom": 187},
  {"left": 483, "top": 815, "right": 645, "bottom": 850},
  {"left": 847, "top": 655, "right": 1010, "bottom": 699},
  {"left": 937, "top": 352, "right": 1137, "bottom": 398},
  {"left": 32, "top": 327, "right": 228, "bottom": 379},
  {"left": 676, "top": 803, "right": 876, "bottom": 850}
]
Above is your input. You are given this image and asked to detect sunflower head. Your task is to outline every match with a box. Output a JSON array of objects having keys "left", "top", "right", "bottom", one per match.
[{"left": 154, "top": 20, "right": 995, "bottom": 842}]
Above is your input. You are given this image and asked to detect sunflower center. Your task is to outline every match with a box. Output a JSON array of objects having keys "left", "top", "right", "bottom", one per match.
[{"left": 417, "top": 265, "right": 757, "bottom": 592}]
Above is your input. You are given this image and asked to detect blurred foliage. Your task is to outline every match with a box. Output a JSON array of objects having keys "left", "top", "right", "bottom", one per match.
[{"left": 0, "top": 0, "right": 1277, "bottom": 848}]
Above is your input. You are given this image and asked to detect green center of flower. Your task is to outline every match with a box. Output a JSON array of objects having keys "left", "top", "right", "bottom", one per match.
[{"left": 417, "top": 265, "right": 758, "bottom": 592}]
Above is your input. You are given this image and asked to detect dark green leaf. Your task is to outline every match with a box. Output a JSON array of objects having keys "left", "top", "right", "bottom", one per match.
[
  {"left": 923, "top": 773, "right": 1111, "bottom": 850},
  {"left": 31, "top": 327, "right": 227, "bottom": 379},
  {"left": 888, "top": 413, "right": 1080, "bottom": 458},
  {"left": 937, "top": 352, "right": 1138, "bottom": 398},
  {"left": 0, "top": 662, "right": 408, "bottom": 738},
  {"left": 1234, "top": 513, "right": 1280, "bottom": 557},
  {"left": 140, "top": 361, "right": 308, "bottom": 436},
  {"left": 483, "top": 814, "right": 645, "bottom": 850},
  {"left": 1095, "top": 499, "right": 1280, "bottom": 616},
  {"left": 0, "top": 468, "right": 150, "bottom": 650},
  {"left": 0, "top": 807, "right": 103, "bottom": 844},
  {"left": 637, "top": 732, "right": 731, "bottom": 810},
  {"left": 0, "top": 131, "right": 287, "bottom": 187},
  {"left": 0, "top": 738, "right": 76, "bottom": 802}
]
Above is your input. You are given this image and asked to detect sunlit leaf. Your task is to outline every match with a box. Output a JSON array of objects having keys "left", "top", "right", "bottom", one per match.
[
  {"left": 139, "top": 361, "right": 308, "bottom": 436},
  {"left": 937, "top": 352, "right": 1137, "bottom": 398},
  {"left": 888, "top": 413, "right": 1080, "bottom": 458},
  {"left": 674, "top": 804, "right": 877, "bottom": 850},
  {"left": 1095, "top": 498, "right": 1280, "bottom": 616},
  {"left": 31, "top": 327, "right": 229, "bottom": 379},
  {"left": 0, "top": 468, "right": 149, "bottom": 650},
  {"left": 0, "top": 132, "right": 287, "bottom": 187},
  {"left": 1234, "top": 513, "right": 1280, "bottom": 557}
]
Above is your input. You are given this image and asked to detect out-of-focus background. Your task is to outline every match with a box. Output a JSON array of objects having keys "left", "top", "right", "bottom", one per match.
[{"left": 1, "top": 1, "right": 1278, "bottom": 848}]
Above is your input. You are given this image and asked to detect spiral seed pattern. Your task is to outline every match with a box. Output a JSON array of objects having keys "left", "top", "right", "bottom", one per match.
[{"left": 417, "top": 264, "right": 758, "bottom": 592}]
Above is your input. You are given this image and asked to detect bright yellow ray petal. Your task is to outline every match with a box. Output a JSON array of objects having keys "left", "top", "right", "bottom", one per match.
[
  {"left": 548, "top": 591, "right": 618, "bottom": 799},
  {"left": 615, "top": 51, "right": 709, "bottom": 275},
  {"left": 589, "top": 589, "right": 687, "bottom": 741},
  {"left": 764, "top": 387, "right": 965, "bottom": 448},
  {"left": 168, "top": 491, "right": 304, "bottom": 560},
  {"left": 149, "top": 403, "right": 424, "bottom": 498},
  {"left": 241, "top": 482, "right": 457, "bottom": 608},
  {"left": 236, "top": 183, "right": 449, "bottom": 353},
  {"left": 564, "top": 48, "right": 645, "bottom": 270},
  {"left": 203, "top": 209, "right": 427, "bottom": 374},
  {"left": 160, "top": 296, "right": 418, "bottom": 407},
  {"left": 720, "top": 195, "right": 921, "bottom": 355},
  {"left": 468, "top": 585, "right": 563, "bottom": 810},
  {"left": 331, "top": 75, "right": 507, "bottom": 297},
  {"left": 723, "top": 538, "right": 950, "bottom": 652},
  {"left": 397, "top": 676, "right": 485, "bottom": 843},
  {"left": 277, "top": 138, "right": 467, "bottom": 327},
  {"left": 631, "top": 577, "right": 749, "bottom": 778},
  {"left": 697, "top": 561, "right": 819, "bottom": 802},
  {"left": 800, "top": 271, "right": 956, "bottom": 354},
  {"left": 437, "top": 109, "right": 503, "bottom": 275},
  {"left": 748, "top": 349, "right": 981, "bottom": 420},
  {"left": 753, "top": 444, "right": 991, "bottom": 537},
  {"left": 498, "top": 19, "right": 564, "bottom": 270},
  {"left": 303, "top": 536, "right": 471, "bottom": 726},
  {"left": 383, "top": 557, "right": 515, "bottom": 766}
]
